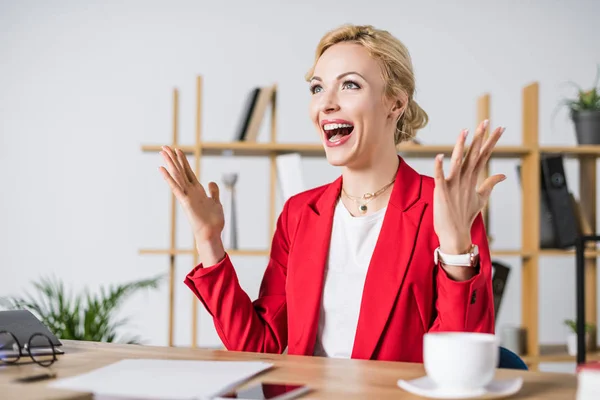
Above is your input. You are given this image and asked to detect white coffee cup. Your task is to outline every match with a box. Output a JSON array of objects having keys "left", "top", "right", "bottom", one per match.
[{"left": 423, "top": 332, "right": 499, "bottom": 394}]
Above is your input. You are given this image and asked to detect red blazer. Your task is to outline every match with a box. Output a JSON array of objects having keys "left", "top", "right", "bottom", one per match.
[{"left": 184, "top": 156, "right": 495, "bottom": 363}]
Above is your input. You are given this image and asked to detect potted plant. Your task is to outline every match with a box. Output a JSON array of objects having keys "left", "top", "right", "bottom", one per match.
[
  {"left": 564, "top": 319, "right": 596, "bottom": 356},
  {"left": 559, "top": 65, "right": 600, "bottom": 144},
  {"left": 0, "top": 274, "right": 163, "bottom": 344}
]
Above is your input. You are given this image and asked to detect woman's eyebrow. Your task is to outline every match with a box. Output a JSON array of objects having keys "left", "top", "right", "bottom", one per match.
[{"left": 309, "top": 71, "right": 367, "bottom": 83}]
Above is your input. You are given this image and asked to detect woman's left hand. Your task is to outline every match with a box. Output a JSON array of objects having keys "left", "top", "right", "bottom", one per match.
[{"left": 433, "top": 119, "right": 506, "bottom": 256}]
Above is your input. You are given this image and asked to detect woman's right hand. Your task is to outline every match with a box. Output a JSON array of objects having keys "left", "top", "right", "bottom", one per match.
[{"left": 159, "top": 146, "right": 226, "bottom": 265}]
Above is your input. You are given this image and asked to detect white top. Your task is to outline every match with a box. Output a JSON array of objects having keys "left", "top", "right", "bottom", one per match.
[{"left": 313, "top": 199, "right": 387, "bottom": 358}]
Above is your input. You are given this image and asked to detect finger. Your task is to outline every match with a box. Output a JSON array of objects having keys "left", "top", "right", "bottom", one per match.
[
  {"left": 176, "top": 148, "right": 198, "bottom": 183},
  {"left": 461, "top": 119, "right": 488, "bottom": 175},
  {"left": 433, "top": 154, "right": 446, "bottom": 187},
  {"left": 476, "top": 174, "right": 507, "bottom": 200},
  {"left": 447, "top": 129, "right": 468, "bottom": 180},
  {"left": 474, "top": 126, "right": 505, "bottom": 174},
  {"left": 162, "top": 146, "right": 186, "bottom": 179},
  {"left": 208, "top": 182, "right": 221, "bottom": 204},
  {"left": 159, "top": 166, "right": 185, "bottom": 198},
  {"left": 160, "top": 150, "right": 187, "bottom": 188}
]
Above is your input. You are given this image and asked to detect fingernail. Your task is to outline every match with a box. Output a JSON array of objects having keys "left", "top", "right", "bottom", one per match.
[
  {"left": 483, "top": 119, "right": 489, "bottom": 129},
  {"left": 501, "top": 127, "right": 506, "bottom": 133},
  {"left": 463, "top": 129, "right": 469, "bottom": 138}
]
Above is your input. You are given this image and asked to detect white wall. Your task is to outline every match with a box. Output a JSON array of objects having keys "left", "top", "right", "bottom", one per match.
[{"left": 1, "top": 0, "right": 599, "bottom": 373}]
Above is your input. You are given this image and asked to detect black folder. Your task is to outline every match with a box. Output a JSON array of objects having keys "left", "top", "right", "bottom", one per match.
[{"left": 0, "top": 310, "right": 64, "bottom": 354}]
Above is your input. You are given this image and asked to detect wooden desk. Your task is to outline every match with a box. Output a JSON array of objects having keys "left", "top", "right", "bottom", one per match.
[{"left": 0, "top": 340, "right": 577, "bottom": 399}]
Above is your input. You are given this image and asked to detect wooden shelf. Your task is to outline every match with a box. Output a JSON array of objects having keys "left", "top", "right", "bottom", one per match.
[
  {"left": 142, "top": 142, "right": 532, "bottom": 158},
  {"left": 140, "top": 248, "right": 600, "bottom": 259},
  {"left": 142, "top": 143, "right": 600, "bottom": 159},
  {"left": 522, "top": 344, "right": 600, "bottom": 364},
  {"left": 540, "top": 145, "right": 600, "bottom": 157},
  {"left": 491, "top": 249, "right": 533, "bottom": 258},
  {"left": 141, "top": 79, "right": 600, "bottom": 367},
  {"left": 139, "top": 248, "right": 270, "bottom": 257},
  {"left": 397, "top": 144, "right": 530, "bottom": 158},
  {"left": 489, "top": 248, "right": 600, "bottom": 259},
  {"left": 140, "top": 248, "right": 534, "bottom": 259},
  {"left": 142, "top": 144, "right": 196, "bottom": 154},
  {"left": 539, "top": 248, "right": 600, "bottom": 258}
]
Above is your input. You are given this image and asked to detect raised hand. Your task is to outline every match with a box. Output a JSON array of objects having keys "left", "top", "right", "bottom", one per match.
[
  {"left": 159, "top": 146, "right": 225, "bottom": 264},
  {"left": 433, "top": 120, "right": 506, "bottom": 256}
]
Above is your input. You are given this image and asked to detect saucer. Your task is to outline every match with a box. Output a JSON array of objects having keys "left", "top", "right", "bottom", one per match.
[{"left": 397, "top": 375, "right": 523, "bottom": 399}]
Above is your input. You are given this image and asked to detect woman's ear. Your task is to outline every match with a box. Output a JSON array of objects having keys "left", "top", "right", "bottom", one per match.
[
  {"left": 388, "top": 91, "right": 408, "bottom": 121},
  {"left": 390, "top": 97, "right": 406, "bottom": 122}
]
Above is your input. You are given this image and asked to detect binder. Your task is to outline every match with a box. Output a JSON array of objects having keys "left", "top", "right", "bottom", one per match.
[{"left": 540, "top": 154, "right": 580, "bottom": 248}]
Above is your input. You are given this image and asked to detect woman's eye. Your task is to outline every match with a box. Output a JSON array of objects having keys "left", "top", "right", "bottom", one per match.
[
  {"left": 342, "top": 81, "right": 360, "bottom": 90},
  {"left": 310, "top": 85, "right": 323, "bottom": 94}
]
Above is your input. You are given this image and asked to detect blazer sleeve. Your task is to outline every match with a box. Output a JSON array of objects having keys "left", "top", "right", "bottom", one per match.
[
  {"left": 183, "top": 199, "right": 292, "bottom": 354},
  {"left": 428, "top": 213, "right": 495, "bottom": 334}
]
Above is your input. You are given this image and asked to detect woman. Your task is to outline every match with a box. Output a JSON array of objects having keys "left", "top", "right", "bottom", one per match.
[{"left": 158, "top": 24, "right": 505, "bottom": 363}]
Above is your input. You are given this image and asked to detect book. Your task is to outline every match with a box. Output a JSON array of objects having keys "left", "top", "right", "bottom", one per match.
[
  {"left": 491, "top": 261, "right": 510, "bottom": 320},
  {"left": 234, "top": 87, "right": 260, "bottom": 141},
  {"left": 244, "top": 84, "right": 276, "bottom": 142},
  {"left": 276, "top": 153, "right": 305, "bottom": 201},
  {"left": 540, "top": 154, "right": 580, "bottom": 248}
]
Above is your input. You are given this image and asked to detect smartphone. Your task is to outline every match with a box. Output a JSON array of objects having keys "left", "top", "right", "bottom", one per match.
[{"left": 217, "top": 382, "right": 311, "bottom": 400}]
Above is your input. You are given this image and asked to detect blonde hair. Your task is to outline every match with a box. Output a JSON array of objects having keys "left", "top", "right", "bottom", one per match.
[{"left": 305, "top": 24, "right": 428, "bottom": 144}]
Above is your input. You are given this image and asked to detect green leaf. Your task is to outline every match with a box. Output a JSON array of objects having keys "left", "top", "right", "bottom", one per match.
[
  {"left": 564, "top": 319, "right": 595, "bottom": 333},
  {"left": 559, "top": 64, "right": 600, "bottom": 112},
  {"left": 0, "top": 274, "right": 164, "bottom": 344}
]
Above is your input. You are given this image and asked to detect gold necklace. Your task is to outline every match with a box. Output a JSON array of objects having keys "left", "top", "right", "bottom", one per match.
[{"left": 342, "top": 178, "right": 396, "bottom": 214}]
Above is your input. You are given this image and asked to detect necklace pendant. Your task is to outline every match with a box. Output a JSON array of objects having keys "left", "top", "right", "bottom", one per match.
[{"left": 359, "top": 204, "right": 368, "bottom": 213}]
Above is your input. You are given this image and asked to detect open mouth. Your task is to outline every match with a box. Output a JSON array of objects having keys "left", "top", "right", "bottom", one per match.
[{"left": 323, "top": 122, "right": 354, "bottom": 143}]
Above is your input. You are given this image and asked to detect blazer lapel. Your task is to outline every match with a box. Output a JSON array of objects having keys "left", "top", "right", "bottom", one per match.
[
  {"left": 351, "top": 157, "right": 426, "bottom": 360},
  {"left": 290, "top": 176, "right": 341, "bottom": 355}
]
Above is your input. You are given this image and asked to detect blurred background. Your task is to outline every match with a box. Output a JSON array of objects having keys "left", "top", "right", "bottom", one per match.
[{"left": 1, "top": 0, "right": 599, "bottom": 374}]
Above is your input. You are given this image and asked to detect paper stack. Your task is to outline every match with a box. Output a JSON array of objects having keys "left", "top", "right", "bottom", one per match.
[
  {"left": 276, "top": 153, "right": 305, "bottom": 202},
  {"left": 50, "top": 358, "right": 273, "bottom": 400}
]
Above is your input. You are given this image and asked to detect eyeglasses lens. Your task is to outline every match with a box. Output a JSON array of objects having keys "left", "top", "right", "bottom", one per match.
[
  {"left": 0, "top": 331, "right": 20, "bottom": 363},
  {"left": 28, "top": 333, "right": 56, "bottom": 367}
]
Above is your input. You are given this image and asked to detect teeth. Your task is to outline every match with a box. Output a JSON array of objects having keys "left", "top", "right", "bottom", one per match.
[{"left": 323, "top": 123, "right": 353, "bottom": 131}]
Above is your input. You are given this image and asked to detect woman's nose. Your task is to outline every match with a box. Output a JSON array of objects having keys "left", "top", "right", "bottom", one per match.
[{"left": 320, "top": 91, "right": 340, "bottom": 114}]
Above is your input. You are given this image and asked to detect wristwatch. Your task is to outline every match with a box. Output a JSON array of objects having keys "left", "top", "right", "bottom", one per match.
[{"left": 434, "top": 244, "right": 479, "bottom": 267}]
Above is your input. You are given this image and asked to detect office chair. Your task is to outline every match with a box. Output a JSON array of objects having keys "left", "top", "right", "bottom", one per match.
[{"left": 498, "top": 346, "right": 528, "bottom": 370}]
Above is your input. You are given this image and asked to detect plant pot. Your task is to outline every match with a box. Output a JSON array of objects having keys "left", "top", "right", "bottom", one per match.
[
  {"left": 571, "top": 109, "right": 600, "bottom": 145},
  {"left": 567, "top": 332, "right": 592, "bottom": 356}
]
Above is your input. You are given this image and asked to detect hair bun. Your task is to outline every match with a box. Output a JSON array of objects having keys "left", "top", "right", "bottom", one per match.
[{"left": 396, "top": 99, "right": 428, "bottom": 144}]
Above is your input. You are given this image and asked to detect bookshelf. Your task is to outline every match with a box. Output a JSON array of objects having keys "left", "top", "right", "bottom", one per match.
[{"left": 140, "top": 75, "right": 600, "bottom": 370}]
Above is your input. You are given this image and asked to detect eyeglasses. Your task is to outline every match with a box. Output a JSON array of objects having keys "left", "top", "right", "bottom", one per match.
[{"left": 0, "top": 330, "right": 58, "bottom": 367}]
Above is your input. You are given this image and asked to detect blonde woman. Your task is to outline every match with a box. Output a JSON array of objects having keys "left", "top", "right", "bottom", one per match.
[{"left": 159, "top": 24, "right": 505, "bottom": 362}]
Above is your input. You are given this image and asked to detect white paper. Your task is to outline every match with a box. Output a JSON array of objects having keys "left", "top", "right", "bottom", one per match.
[
  {"left": 49, "top": 358, "right": 272, "bottom": 400},
  {"left": 276, "top": 153, "right": 305, "bottom": 201}
]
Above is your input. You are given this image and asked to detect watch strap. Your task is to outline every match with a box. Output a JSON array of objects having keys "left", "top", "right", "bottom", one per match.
[{"left": 434, "top": 244, "right": 479, "bottom": 267}]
